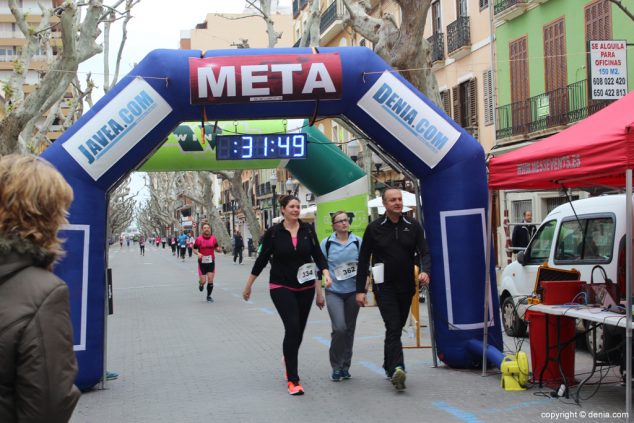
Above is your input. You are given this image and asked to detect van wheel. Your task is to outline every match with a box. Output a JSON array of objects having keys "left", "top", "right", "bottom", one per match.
[
  {"left": 501, "top": 296, "right": 527, "bottom": 337},
  {"left": 585, "top": 322, "right": 621, "bottom": 362}
]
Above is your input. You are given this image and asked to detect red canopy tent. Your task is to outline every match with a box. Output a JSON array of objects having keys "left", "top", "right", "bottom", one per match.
[
  {"left": 488, "top": 90, "right": 634, "bottom": 419},
  {"left": 489, "top": 90, "right": 634, "bottom": 190}
]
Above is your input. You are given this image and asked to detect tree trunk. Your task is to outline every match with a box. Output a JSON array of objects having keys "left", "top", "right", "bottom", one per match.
[
  {"left": 228, "top": 172, "right": 261, "bottom": 246},
  {"left": 343, "top": 0, "right": 441, "bottom": 106}
]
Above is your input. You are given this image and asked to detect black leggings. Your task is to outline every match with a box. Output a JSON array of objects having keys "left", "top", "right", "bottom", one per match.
[{"left": 269, "top": 287, "right": 315, "bottom": 384}]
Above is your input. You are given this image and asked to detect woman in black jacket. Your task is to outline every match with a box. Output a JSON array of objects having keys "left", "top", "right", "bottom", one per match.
[{"left": 243, "top": 195, "right": 332, "bottom": 396}]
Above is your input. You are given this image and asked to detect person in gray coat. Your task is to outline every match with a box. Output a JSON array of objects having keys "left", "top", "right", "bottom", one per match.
[{"left": 0, "top": 154, "right": 80, "bottom": 423}]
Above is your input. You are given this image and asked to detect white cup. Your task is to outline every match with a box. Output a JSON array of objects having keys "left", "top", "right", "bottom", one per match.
[{"left": 372, "top": 263, "right": 384, "bottom": 284}]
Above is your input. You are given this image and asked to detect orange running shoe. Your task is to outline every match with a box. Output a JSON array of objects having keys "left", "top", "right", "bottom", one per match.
[{"left": 287, "top": 381, "right": 304, "bottom": 395}]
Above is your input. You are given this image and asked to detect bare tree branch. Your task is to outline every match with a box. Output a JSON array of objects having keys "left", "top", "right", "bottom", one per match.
[
  {"left": 0, "top": 0, "right": 142, "bottom": 156},
  {"left": 609, "top": 0, "right": 634, "bottom": 21},
  {"left": 214, "top": 13, "right": 261, "bottom": 20}
]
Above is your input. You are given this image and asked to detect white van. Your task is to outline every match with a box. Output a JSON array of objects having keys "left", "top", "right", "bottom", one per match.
[{"left": 499, "top": 194, "right": 629, "bottom": 356}]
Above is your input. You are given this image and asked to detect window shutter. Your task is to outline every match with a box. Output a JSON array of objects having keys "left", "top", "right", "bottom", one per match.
[
  {"left": 441, "top": 90, "right": 452, "bottom": 117},
  {"left": 510, "top": 36, "right": 529, "bottom": 132},
  {"left": 466, "top": 78, "right": 478, "bottom": 138},
  {"left": 483, "top": 70, "right": 493, "bottom": 125},
  {"left": 452, "top": 86, "right": 461, "bottom": 124},
  {"left": 468, "top": 78, "right": 478, "bottom": 128},
  {"left": 585, "top": 0, "right": 612, "bottom": 43},
  {"left": 544, "top": 18, "right": 567, "bottom": 93}
]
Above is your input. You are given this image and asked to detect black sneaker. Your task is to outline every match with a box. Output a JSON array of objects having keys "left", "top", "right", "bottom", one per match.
[
  {"left": 207, "top": 296, "right": 214, "bottom": 303},
  {"left": 342, "top": 369, "right": 351, "bottom": 379},
  {"left": 198, "top": 283, "right": 204, "bottom": 292}
]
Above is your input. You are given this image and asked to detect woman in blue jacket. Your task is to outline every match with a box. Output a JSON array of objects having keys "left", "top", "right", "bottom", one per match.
[{"left": 320, "top": 211, "right": 365, "bottom": 382}]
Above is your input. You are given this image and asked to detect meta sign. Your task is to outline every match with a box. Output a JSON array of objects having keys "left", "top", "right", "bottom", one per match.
[
  {"left": 189, "top": 53, "right": 343, "bottom": 104},
  {"left": 589, "top": 40, "right": 628, "bottom": 100}
]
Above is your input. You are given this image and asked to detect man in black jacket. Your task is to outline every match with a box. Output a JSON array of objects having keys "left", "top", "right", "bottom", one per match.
[
  {"left": 355, "top": 188, "right": 431, "bottom": 391},
  {"left": 233, "top": 230, "right": 244, "bottom": 264},
  {"left": 511, "top": 210, "right": 536, "bottom": 250}
]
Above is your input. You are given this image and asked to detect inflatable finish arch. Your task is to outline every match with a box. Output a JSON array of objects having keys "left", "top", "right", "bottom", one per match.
[{"left": 42, "top": 47, "right": 502, "bottom": 389}]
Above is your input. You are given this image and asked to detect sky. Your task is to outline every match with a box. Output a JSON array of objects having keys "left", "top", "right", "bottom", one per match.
[
  {"left": 80, "top": 0, "right": 291, "bottom": 102},
  {"left": 78, "top": 0, "right": 292, "bottom": 200}
]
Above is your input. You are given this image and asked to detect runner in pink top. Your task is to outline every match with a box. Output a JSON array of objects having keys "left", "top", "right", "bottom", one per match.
[{"left": 194, "top": 222, "right": 222, "bottom": 302}]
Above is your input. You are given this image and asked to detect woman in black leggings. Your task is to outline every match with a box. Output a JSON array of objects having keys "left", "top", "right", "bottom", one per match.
[{"left": 243, "top": 194, "right": 331, "bottom": 396}]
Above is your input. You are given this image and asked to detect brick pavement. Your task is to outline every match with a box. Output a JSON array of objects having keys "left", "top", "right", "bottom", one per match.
[{"left": 69, "top": 243, "right": 629, "bottom": 422}]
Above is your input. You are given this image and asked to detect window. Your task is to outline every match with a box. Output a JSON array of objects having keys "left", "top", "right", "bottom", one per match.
[
  {"left": 512, "top": 200, "right": 532, "bottom": 224},
  {"left": 432, "top": 1, "right": 441, "bottom": 34},
  {"left": 544, "top": 18, "right": 568, "bottom": 120},
  {"left": 525, "top": 220, "right": 557, "bottom": 264},
  {"left": 509, "top": 36, "right": 529, "bottom": 133},
  {"left": 545, "top": 196, "right": 579, "bottom": 213},
  {"left": 457, "top": 0, "right": 468, "bottom": 17},
  {"left": 483, "top": 69, "right": 494, "bottom": 125},
  {"left": 554, "top": 216, "right": 614, "bottom": 263},
  {"left": 585, "top": 0, "right": 612, "bottom": 43},
  {"left": 479, "top": 0, "right": 489, "bottom": 10},
  {"left": 452, "top": 78, "right": 478, "bottom": 136}
]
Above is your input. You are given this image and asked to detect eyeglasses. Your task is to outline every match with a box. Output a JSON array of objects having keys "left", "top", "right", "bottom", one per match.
[{"left": 333, "top": 219, "right": 349, "bottom": 225}]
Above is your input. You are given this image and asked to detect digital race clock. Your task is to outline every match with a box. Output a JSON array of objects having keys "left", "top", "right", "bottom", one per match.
[{"left": 215, "top": 134, "right": 307, "bottom": 160}]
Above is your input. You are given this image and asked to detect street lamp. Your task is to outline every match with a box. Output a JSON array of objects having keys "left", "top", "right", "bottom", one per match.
[
  {"left": 372, "top": 152, "right": 384, "bottom": 175},
  {"left": 285, "top": 177, "right": 299, "bottom": 195},
  {"left": 231, "top": 199, "right": 237, "bottom": 234},
  {"left": 270, "top": 172, "right": 278, "bottom": 226},
  {"left": 371, "top": 152, "right": 386, "bottom": 211},
  {"left": 347, "top": 140, "right": 360, "bottom": 163}
]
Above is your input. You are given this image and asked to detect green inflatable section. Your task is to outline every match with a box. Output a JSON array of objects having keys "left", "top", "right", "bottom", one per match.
[
  {"left": 140, "top": 120, "right": 366, "bottom": 197},
  {"left": 286, "top": 123, "right": 365, "bottom": 196},
  {"left": 140, "top": 120, "right": 288, "bottom": 171}
]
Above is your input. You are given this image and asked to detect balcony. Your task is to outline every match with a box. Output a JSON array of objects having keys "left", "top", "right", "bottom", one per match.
[
  {"left": 447, "top": 16, "right": 470, "bottom": 60},
  {"left": 427, "top": 32, "right": 445, "bottom": 68},
  {"left": 292, "top": 0, "right": 308, "bottom": 18},
  {"left": 495, "top": 79, "right": 612, "bottom": 140},
  {"left": 320, "top": 0, "right": 347, "bottom": 46},
  {"left": 494, "top": 0, "right": 528, "bottom": 22}
]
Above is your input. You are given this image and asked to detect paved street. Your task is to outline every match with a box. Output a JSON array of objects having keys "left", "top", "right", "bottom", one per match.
[{"left": 70, "top": 243, "right": 629, "bottom": 423}]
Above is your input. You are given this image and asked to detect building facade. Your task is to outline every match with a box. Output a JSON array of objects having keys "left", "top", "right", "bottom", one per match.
[
  {"left": 491, "top": 0, "right": 634, "bottom": 265},
  {"left": 292, "top": 0, "right": 496, "bottom": 199}
]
